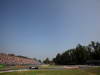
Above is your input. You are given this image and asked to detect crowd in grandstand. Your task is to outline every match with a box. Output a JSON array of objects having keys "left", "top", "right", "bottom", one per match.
[{"left": 0, "top": 53, "right": 39, "bottom": 65}]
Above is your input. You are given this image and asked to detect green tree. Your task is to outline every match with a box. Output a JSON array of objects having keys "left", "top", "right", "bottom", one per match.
[
  {"left": 53, "top": 53, "right": 62, "bottom": 65},
  {"left": 88, "top": 41, "right": 100, "bottom": 60},
  {"left": 43, "top": 58, "right": 50, "bottom": 64},
  {"left": 74, "top": 44, "right": 88, "bottom": 64},
  {"left": 53, "top": 41, "right": 100, "bottom": 65}
]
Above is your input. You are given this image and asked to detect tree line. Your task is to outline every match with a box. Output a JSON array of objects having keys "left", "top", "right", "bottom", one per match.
[
  {"left": 43, "top": 41, "right": 100, "bottom": 65},
  {"left": 53, "top": 41, "right": 100, "bottom": 65}
]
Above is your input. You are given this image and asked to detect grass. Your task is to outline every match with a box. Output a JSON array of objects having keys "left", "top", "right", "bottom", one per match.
[
  {"left": 39, "top": 65, "right": 63, "bottom": 69},
  {"left": 0, "top": 64, "right": 6, "bottom": 71},
  {"left": 0, "top": 70, "right": 89, "bottom": 75},
  {"left": 0, "top": 65, "right": 100, "bottom": 75},
  {"left": 1, "top": 67, "right": 100, "bottom": 75},
  {"left": 85, "top": 67, "right": 100, "bottom": 75},
  {"left": 0, "top": 64, "right": 5, "bottom": 68},
  {"left": 0, "top": 65, "right": 30, "bottom": 71}
]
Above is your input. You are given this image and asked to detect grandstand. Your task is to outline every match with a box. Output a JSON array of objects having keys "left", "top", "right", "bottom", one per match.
[{"left": 0, "top": 53, "right": 39, "bottom": 65}]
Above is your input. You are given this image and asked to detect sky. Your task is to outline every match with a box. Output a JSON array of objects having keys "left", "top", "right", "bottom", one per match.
[{"left": 0, "top": 0, "right": 100, "bottom": 60}]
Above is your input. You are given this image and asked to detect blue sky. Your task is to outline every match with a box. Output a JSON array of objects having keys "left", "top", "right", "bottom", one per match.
[{"left": 0, "top": 0, "right": 100, "bottom": 60}]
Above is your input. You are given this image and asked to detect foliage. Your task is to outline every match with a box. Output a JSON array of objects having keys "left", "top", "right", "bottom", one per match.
[
  {"left": 53, "top": 41, "right": 100, "bottom": 65},
  {"left": 43, "top": 58, "right": 50, "bottom": 64}
]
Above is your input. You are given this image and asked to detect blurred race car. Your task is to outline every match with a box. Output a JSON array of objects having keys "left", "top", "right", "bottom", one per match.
[{"left": 29, "top": 66, "right": 39, "bottom": 69}]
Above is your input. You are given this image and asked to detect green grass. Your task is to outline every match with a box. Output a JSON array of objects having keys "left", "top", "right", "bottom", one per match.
[
  {"left": 0, "top": 70, "right": 89, "bottom": 75},
  {"left": 0, "top": 64, "right": 5, "bottom": 68},
  {"left": 0, "top": 67, "right": 100, "bottom": 75},
  {"left": 39, "top": 65, "right": 63, "bottom": 69},
  {"left": 0, "top": 64, "right": 6, "bottom": 71},
  {"left": 0, "top": 65, "right": 22, "bottom": 71},
  {"left": 85, "top": 67, "right": 100, "bottom": 75}
]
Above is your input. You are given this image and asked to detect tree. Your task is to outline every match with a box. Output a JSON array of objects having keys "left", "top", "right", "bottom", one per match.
[
  {"left": 53, "top": 41, "right": 100, "bottom": 65},
  {"left": 38, "top": 60, "right": 42, "bottom": 63},
  {"left": 74, "top": 44, "right": 88, "bottom": 64},
  {"left": 88, "top": 41, "right": 100, "bottom": 60},
  {"left": 43, "top": 58, "right": 50, "bottom": 64}
]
